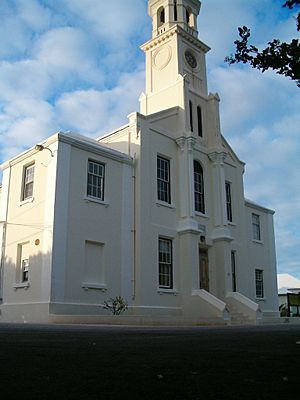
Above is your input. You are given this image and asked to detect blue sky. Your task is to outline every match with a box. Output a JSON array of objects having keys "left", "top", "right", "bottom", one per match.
[{"left": 0, "top": 0, "right": 299, "bottom": 279}]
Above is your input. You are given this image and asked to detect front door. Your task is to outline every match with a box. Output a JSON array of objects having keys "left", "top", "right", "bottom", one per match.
[{"left": 199, "top": 249, "right": 209, "bottom": 291}]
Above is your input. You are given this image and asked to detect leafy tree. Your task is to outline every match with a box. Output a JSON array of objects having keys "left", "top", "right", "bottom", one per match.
[{"left": 225, "top": 0, "right": 300, "bottom": 87}]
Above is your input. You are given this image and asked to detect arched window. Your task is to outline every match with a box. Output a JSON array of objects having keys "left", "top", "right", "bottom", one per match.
[
  {"left": 186, "top": 8, "right": 191, "bottom": 26},
  {"left": 194, "top": 161, "right": 205, "bottom": 213},
  {"left": 158, "top": 7, "right": 165, "bottom": 27},
  {"left": 197, "top": 106, "right": 203, "bottom": 137},
  {"left": 174, "top": 0, "right": 178, "bottom": 21},
  {"left": 189, "top": 100, "right": 193, "bottom": 132}
]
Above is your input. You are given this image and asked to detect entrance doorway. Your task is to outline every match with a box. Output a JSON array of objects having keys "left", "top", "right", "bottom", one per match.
[{"left": 199, "top": 248, "right": 209, "bottom": 291}]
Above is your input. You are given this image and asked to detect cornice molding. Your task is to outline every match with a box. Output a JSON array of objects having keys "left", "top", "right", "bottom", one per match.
[{"left": 140, "top": 25, "right": 210, "bottom": 53}]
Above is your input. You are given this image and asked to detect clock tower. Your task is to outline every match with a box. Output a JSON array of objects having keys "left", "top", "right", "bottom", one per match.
[{"left": 140, "top": 0, "right": 214, "bottom": 135}]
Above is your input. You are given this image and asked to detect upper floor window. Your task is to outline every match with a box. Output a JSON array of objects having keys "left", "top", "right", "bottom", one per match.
[
  {"left": 194, "top": 161, "right": 205, "bottom": 214},
  {"left": 226, "top": 182, "right": 233, "bottom": 222},
  {"left": 252, "top": 213, "right": 261, "bottom": 241},
  {"left": 158, "top": 7, "right": 165, "bottom": 27},
  {"left": 189, "top": 101, "right": 194, "bottom": 132},
  {"left": 186, "top": 8, "right": 191, "bottom": 25},
  {"left": 255, "top": 269, "right": 264, "bottom": 298},
  {"left": 174, "top": 0, "right": 178, "bottom": 21},
  {"left": 22, "top": 163, "right": 35, "bottom": 201},
  {"left": 87, "top": 160, "right": 105, "bottom": 201},
  {"left": 197, "top": 106, "right": 203, "bottom": 137},
  {"left": 158, "top": 237, "right": 173, "bottom": 289},
  {"left": 157, "top": 156, "right": 171, "bottom": 204}
]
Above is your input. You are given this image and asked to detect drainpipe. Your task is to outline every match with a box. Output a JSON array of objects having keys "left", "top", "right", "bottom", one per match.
[
  {"left": 131, "top": 154, "right": 137, "bottom": 300},
  {"left": 0, "top": 162, "right": 12, "bottom": 303}
]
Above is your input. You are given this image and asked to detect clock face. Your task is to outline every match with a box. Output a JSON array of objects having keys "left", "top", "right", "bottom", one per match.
[{"left": 185, "top": 50, "right": 197, "bottom": 69}]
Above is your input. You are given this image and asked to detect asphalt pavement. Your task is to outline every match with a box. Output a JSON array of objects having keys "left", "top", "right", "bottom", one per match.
[{"left": 0, "top": 323, "right": 299, "bottom": 400}]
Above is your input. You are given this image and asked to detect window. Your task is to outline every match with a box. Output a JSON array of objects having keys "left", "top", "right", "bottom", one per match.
[
  {"left": 197, "top": 106, "right": 203, "bottom": 137},
  {"left": 194, "top": 161, "right": 205, "bottom": 214},
  {"left": 252, "top": 213, "right": 261, "bottom": 241},
  {"left": 87, "top": 160, "right": 105, "bottom": 201},
  {"left": 157, "top": 156, "right": 171, "bottom": 204},
  {"left": 22, "top": 164, "right": 35, "bottom": 200},
  {"left": 226, "top": 182, "right": 233, "bottom": 222},
  {"left": 189, "top": 101, "right": 193, "bottom": 132},
  {"left": 158, "top": 7, "right": 165, "bottom": 27},
  {"left": 21, "top": 259, "right": 29, "bottom": 283},
  {"left": 174, "top": 0, "right": 178, "bottom": 21},
  {"left": 83, "top": 241, "right": 105, "bottom": 285},
  {"left": 231, "top": 251, "right": 237, "bottom": 292},
  {"left": 158, "top": 238, "right": 173, "bottom": 289},
  {"left": 16, "top": 242, "right": 30, "bottom": 285},
  {"left": 255, "top": 269, "right": 264, "bottom": 298}
]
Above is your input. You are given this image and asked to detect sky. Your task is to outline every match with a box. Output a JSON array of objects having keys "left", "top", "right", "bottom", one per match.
[{"left": 0, "top": 0, "right": 299, "bottom": 279}]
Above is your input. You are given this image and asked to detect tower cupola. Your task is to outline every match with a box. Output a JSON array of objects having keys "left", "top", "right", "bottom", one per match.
[{"left": 148, "top": 0, "right": 201, "bottom": 38}]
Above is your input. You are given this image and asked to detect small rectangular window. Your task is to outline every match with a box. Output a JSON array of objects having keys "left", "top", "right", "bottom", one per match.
[
  {"left": 84, "top": 241, "right": 105, "bottom": 285},
  {"left": 226, "top": 182, "right": 233, "bottom": 222},
  {"left": 22, "top": 259, "right": 29, "bottom": 282},
  {"left": 189, "top": 101, "right": 193, "bottom": 132},
  {"left": 158, "top": 237, "right": 173, "bottom": 289},
  {"left": 16, "top": 242, "right": 30, "bottom": 284},
  {"left": 157, "top": 156, "right": 171, "bottom": 204},
  {"left": 252, "top": 213, "right": 261, "bottom": 241},
  {"left": 22, "top": 164, "right": 35, "bottom": 201},
  {"left": 255, "top": 269, "right": 264, "bottom": 298},
  {"left": 87, "top": 160, "right": 105, "bottom": 201},
  {"left": 197, "top": 106, "right": 203, "bottom": 137}
]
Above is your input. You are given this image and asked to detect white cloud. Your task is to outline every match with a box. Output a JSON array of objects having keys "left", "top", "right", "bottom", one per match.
[
  {"left": 56, "top": 67, "right": 144, "bottom": 136},
  {"left": 64, "top": 0, "right": 148, "bottom": 46}
]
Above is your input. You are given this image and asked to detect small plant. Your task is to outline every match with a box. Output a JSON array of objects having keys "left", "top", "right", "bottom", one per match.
[{"left": 102, "top": 296, "right": 128, "bottom": 315}]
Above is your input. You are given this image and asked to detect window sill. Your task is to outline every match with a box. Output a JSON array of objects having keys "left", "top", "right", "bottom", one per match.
[
  {"left": 81, "top": 282, "right": 107, "bottom": 292},
  {"left": 253, "top": 239, "right": 264, "bottom": 245},
  {"left": 84, "top": 197, "right": 109, "bottom": 207},
  {"left": 156, "top": 201, "right": 176, "bottom": 210},
  {"left": 256, "top": 297, "right": 266, "bottom": 302},
  {"left": 228, "top": 221, "right": 236, "bottom": 226},
  {"left": 19, "top": 197, "right": 34, "bottom": 207},
  {"left": 13, "top": 282, "right": 30, "bottom": 290},
  {"left": 157, "top": 289, "right": 178, "bottom": 296},
  {"left": 195, "top": 211, "right": 209, "bottom": 219}
]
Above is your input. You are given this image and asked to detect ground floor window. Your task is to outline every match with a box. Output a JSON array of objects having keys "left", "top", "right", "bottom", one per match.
[
  {"left": 255, "top": 269, "right": 264, "bottom": 298},
  {"left": 158, "top": 237, "right": 173, "bottom": 289}
]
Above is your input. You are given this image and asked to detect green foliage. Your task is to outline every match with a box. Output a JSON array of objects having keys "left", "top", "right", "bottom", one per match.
[
  {"left": 225, "top": 1, "right": 300, "bottom": 87},
  {"left": 102, "top": 296, "right": 128, "bottom": 315}
]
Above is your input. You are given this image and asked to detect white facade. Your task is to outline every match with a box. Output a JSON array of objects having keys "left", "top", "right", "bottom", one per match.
[{"left": 0, "top": 0, "right": 279, "bottom": 324}]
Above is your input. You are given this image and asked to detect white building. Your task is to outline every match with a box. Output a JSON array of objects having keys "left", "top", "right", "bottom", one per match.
[{"left": 0, "top": 0, "right": 279, "bottom": 325}]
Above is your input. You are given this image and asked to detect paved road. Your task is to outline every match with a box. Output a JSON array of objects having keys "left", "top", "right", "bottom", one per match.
[{"left": 0, "top": 323, "right": 299, "bottom": 399}]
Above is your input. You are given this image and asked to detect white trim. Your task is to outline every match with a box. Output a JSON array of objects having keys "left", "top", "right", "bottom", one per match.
[
  {"left": 156, "top": 201, "right": 176, "bottom": 209},
  {"left": 18, "top": 197, "right": 34, "bottom": 207},
  {"left": 84, "top": 196, "right": 109, "bottom": 207},
  {"left": 13, "top": 282, "right": 30, "bottom": 290},
  {"left": 81, "top": 282, "right": 107, "bottom": 291}
]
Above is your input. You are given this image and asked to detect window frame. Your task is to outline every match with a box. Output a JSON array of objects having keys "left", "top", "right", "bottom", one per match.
[
  {"left": 194, "top": 160, "right": 205, "bottom": 214},
  {"left": 21, "top": 163, "right": 35, "bottom": 201},
  {"left": 157, "top": 156, "right": 171, "bottom": 204},
  {"left": 252, "top": 213, "right": 261, "bottom": 241},
  {"left": 226, "top": 181, "right": 233, "bottom": 222},
  {"left": 255, "top": 269, "right": 264, "bottom": 298},
  {"left": 87, "top": 160, "right": 105, "bottom": 202},
  {"left": 158, "top": 237, "right": 173, "bottom": 289}
]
